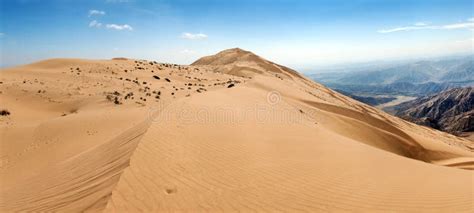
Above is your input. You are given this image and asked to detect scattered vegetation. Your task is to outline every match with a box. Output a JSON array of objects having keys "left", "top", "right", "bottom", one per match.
[
  {"left": 0, "top": 109, "right": 10, "bottom": 116},
  {"left": 106, "top": 91, "right": 122, "bottom": 105}
]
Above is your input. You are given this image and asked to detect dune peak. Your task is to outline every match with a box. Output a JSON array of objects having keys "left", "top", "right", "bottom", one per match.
[
  {"left": 192, "top": 47, "right": 258, "bottom": 66},
  {"left": 192, "top": 48, "right": 306, "bottom": 80}
]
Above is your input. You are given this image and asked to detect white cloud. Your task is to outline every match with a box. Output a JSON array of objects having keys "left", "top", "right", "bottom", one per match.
[
  {"left": 378, "top": 18, "right": 474, "bottom": 33},
  {"left": 181, "top": 32, "right": 208, "bottom": 40},
  {"left": 89, "top": 20, "right": 102, "bottom": 28},
  {"left": 441, "top": 22, "right": 474, "bottom": 30},
  {"left": 89, "top": 10, "right": 105, "bottom": 17},
  {"left": 106, "top": 24, "right": 133, "bottom": 31},
  {"left": 88, "top": 19, "right": 132, "bottom": 31},
  {"left": 378, "top": 26, "right": 433, "bottom": 33}
]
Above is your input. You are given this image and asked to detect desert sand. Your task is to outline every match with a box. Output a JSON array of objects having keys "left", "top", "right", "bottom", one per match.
[{"left": 0, "top": 48, "right": 473, "bottom": 212}]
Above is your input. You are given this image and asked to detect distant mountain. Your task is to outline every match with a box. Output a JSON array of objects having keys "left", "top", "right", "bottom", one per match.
[
  {"left": 310, "top": 56, "right": 474, "bottom": 97},
  {"left": 392, "top": 87, "right": 473, "bottom": 134},
  {"left": 440, "top": 59, "right": 474, "bottom": 82},
  {"left": 324, "top": 81, "right": 466, "bottom": 97},
  {"left": 338, "top": 61, "right": 436, "bottom": 85},
  {"left": 313, "top": 56, "right": 474, "bottom": 85}
]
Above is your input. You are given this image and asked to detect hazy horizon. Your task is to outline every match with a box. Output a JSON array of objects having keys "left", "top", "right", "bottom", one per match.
[{"left": 1, "top": 0, "right": 473, "bottom": 70}]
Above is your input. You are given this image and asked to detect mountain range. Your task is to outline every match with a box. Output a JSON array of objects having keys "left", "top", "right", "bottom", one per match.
[
  {"left": 391, "top": 87, "right": 473, "bottom": 135},
  {"left": 310, "top": 56, "right": 474, "bottom": 97}
]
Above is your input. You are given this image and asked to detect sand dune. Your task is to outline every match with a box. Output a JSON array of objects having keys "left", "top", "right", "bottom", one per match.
[{"left": 1, "top": 49, "right": 473, "bottom": 212}]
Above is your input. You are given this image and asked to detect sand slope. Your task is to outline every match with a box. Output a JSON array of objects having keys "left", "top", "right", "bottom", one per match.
[
  {"left": 0, "top": 59, "right": 152, "bottom": 211},
  {"left": 1, "top": 49, "right": 473, "bottom": 212}
]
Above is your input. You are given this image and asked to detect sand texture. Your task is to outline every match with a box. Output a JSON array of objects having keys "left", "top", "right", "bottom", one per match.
[{"left": 1, "top": 49, "right": 473, "bottom": 212}]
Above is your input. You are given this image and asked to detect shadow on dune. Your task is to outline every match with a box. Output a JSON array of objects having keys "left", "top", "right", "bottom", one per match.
[{"left": 302, "top": 100, "right": 462, "bottom": 162}]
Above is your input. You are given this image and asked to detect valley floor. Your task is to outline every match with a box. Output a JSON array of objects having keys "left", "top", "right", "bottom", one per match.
[{"left": 376, "top": 95, "right": 417, "bottom": 112}]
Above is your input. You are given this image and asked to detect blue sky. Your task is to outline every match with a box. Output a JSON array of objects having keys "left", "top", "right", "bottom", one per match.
[{"left": 1, "top": 0, "right": 473, "bottom": 71}]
